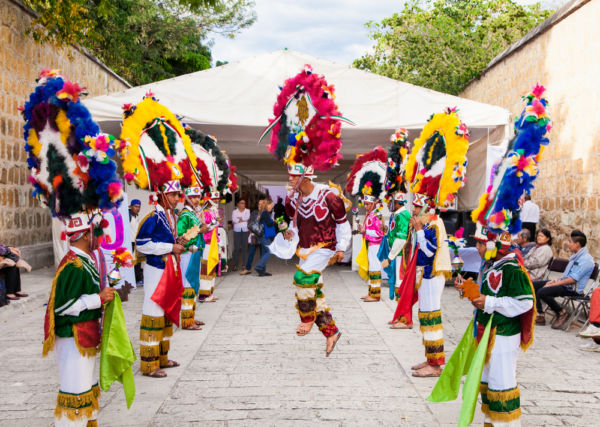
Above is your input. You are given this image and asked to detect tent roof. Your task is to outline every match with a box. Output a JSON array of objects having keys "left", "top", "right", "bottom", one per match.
[{"left": 84, "top": 50, "right": 510, "bottom": 206}]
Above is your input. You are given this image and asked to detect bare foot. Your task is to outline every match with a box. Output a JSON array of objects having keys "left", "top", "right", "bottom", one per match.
[
  {"left": 412, "top": 365, "right": 442, "bottom": 377},
  {"left": 389, "top": 322, "right": 412, "bottom": 329},
  {"left": 143, "top": 368, "right": 167, "bottom": 378},
  {"left": 202, "top": 295, "right": 217, "bottom": 303},
  {"left": 195, "top": 320, "right": 205, "bottom": 326},
  {"left": 183, "top": 324, "right": 202, "bottom": 330},
  {"left": 325, "top": 332, "right": 342, "bottom": 357},
  {"left": 360, "top": 295, "right": 369, "bottom": 300},
  {"left": 363, "top": 296, "right": 380, "bottom": 302},
  {"left": 296, "top": 321, "right": 314, "bottom": 336},
  {"left": 162, "top": 360, "right": 180, "bottom": 369},
  {"left": 411, "top": 361, "right": 429, "bottom": 370}
]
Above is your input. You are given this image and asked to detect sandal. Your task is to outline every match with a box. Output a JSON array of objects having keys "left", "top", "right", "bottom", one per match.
[
  {"left": 16, "top": 292, "right": 29, "bottom": 297},
  {"left": 296, "top": 321, "right": 314, "bottom": 336},
  {"left": 6, "top": 294, "right": 20, "bottom": 300},
  {"left": 411, "top": 361, "right": 430, "bottom": 371},
  {"left": 195, "top": 320, "right": 205, "bottom": 326},
  {"left": 412, "top": 365, "right": 442, "bottom": 377},
  {"left": 162, "top": 360, "right": 180, "bottom": 369},
  {"left": 143, "top": 368, "right": 167, "bottom": 378},
  {"left": 183, "top": 324, "right": 202, "bottom": 330},
  {"left": 390, "top": 322, "right": 412, "bottom": 329},
  {"left": 325, "top": 332, "right": 342, "bottom": 357}
]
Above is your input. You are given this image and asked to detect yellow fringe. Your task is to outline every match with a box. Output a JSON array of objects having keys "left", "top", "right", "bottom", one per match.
[
  {"left": 486, "top": 387, "right": 520, "bottom": 403},
  {"left": 181, "top": 309, "right": 195, "bottom": 319},
  {"left": 87, "top": 420, "right": 98, "bottom": 427},
  {"left": 423, "top": 338, "right": 444, "bottom": 347},
  {"left": 181, "top": 318, "right": 196, "bottom": 328},
  {"left": 419, "top": 323, "right": 444, "bottom": 333},
  {"left": 43, "top": 258, "right": 79, "bottom": 357},
  {"left": 159, "top": 354, "right": 169, "bottom": 367},
  {"left": 72, "top": 324, "right": 99, "bottom": 358},
  {"left": 418, "top": 310, "right": 442, "bottom": 321},
  {"left": 488, "top": 408, "right": 522, "bottom": 422},
  {"left": 163, "top": 324, "right": 173, "bottom": 338},
  {"left": 426, "top": 351, "right": 445, "bottom": 360},
  {"left": 140, "top": 344, "right": 160, "bottom": 358},
  {"left": 139, "top": 328, "right": 163, "bottom": 343},
  {"left": 296, "top": 242, "right": 331, "bottom": 260},
  {"left": 296, "top": 307, "right": 317, "bottom": 318},
  {"left": 481, "top": 403, "right": 490, "bottom": 416},
  {"left": 480, "top": 383, "right": 489, "bottom": 394},
  {"left": 521, "top": 265, "right": 537, "bottom": 352},
  {"left": 160, "top": 340, "right": 170, "bottom": 354},
  {"left": 140, "top": 359, "right": 160, "bottom": 374},
  {"left": 485, "top": 327, "right": 497, "bottom": 364},
  {"left": 140, "top": 315, "right": 165, "bottom": 329},
  {"left": 197, "top": 288, "right": 213, "bottom": 295},
  {"left": 55, "top": 388, "right": 99, "bottom": 422},
  {"left": 92, "top": 384, "right": 100, "bottom": 399},
  {"left": 182, "top": 288, "right": 196, "bottom": 299}
]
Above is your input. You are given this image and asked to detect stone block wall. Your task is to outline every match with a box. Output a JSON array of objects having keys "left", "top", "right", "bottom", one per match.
[
  {"left": 0, "top": 0, "right": 128, "bottom": 254},
  {"left": 460, "top": 0, "right": 599, "bottom": 258}
]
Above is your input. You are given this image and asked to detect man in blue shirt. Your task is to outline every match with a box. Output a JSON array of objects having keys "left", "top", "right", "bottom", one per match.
[{"left": 534, "top": 230, "right": 595, "bottom": 328}]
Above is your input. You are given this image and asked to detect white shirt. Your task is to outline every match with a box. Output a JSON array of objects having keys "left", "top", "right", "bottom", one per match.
[
  {"left": 130, "top": 211, "right": 140, "bottom": 241},
  {"left": 232, "top": 208, "right": 250, "bottom": 232},
  {"left": 521, "top": 200, "right": 540, "bottom": 223}
]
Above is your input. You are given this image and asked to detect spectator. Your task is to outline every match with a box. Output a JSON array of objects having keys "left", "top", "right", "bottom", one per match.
[
  {"left": 515, "top": 229, "right": 535, "bottom": 257},
  {"left": 273, "top": 196, "right": 289, "bottom": 226},
  {"left": 129, "top": 199, "right": 143, "bottom": 286},
  {"left": 523, "top": 229, "right": 554, "bottom": 282},
  {"left": 240, "top": 198, "right": 266, "bottom": 275},
  {"left": 0, "top": 245, "right": 28, "bottom": 300},
  {"left": 231, "top": 199, "right": 250, "bottom": 271},
  {"left": 254, "top": 199, "right": 276, "bottom": 277},
  {"left": 578, "top": 287, "right": 600, "bottom": 352},
  {"left": 521, "top": 194, "right": 540, "bottom": 238},
  {"left": 533, "top": 230, "right": 594, "bottom": 328}
]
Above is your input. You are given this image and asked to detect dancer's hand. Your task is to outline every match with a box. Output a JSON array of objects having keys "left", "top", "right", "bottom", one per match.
[
  {"left": 381, "top": 259, "right": 390, "bottom": 268},
  {"left": 172, "top": 244, "right": 185, "bottom": 255},
  {"left": 454, "top": 274, "right": 464, "bottom": 288},
  {"left": 334, "top": 251, "right": 345, "bottom": 263},
  {"left": 284, "top": 229, "right": 295, "bottom": 240},
  {"left": 99, "top": 287, "right": 115, "bottom": 304},
  {"left": 471, "top": 294, "right": 486, "bottom": 310}
]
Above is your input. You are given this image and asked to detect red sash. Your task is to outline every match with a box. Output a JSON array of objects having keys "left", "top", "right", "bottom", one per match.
[
  {"left": 392, "top": 248, "right": 419, "bottom": 326},
  {"left": 151, "top": 255, "right": 184, "bottom": 326}
]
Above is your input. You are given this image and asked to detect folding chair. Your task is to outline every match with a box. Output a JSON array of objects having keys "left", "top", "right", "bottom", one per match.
[
  {"left": 558, "top": 263, "right": 600, "bottom": 331},
  {"left": 540, "top": 257, "right": 569, "bottom": 315}
]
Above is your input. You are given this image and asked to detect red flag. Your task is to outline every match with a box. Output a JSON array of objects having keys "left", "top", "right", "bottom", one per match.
[
  {"left": 151, "top": 255, "right": 184, "bottom": 326},
  {"left": 392, "top": 248, "right": 419, "bottom": 326}
]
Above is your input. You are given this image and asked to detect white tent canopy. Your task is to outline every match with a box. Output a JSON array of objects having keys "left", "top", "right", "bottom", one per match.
[{"left": 84, "top": 49, "right": 510, "bottom": 209}]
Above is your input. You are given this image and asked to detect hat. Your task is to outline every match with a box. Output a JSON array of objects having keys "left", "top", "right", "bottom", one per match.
[
  {"left": 21, "top": 71, "right": 123, "bottom": 219},
  {"left": 65, "top": 212, "right": 91, "bottom": 235},
  {"left": 184, "top": 187, "right": 202, "bottom": 197},
  {"left": 262, "top": 65, "right": 350, "bottom": 175},
  {"left": 412, "top": 193, "right": 429, "bottom": 207},
  {"left": 393, "top": 192, "right": 408, "bottom": 204},
  {"left": 405, "top": 107, "right": 469, "bottom": 210},
  {"left": 472, "top": 84, "right": 551, "bottom": 237},
  {"left": 160, "top": 180, "right": 182, "bottom": 194},
  {"left": 130, "top": 199, "right": 142, "bottom": 207},
  {"left": 385, "top": 128, "right": 410, "bottom": 198},
  {"left": 287, "top": 161, "right": 315, "bottom": 177},
  {"left": 346, "top": 146, "right": 387, "bottom": 203}
]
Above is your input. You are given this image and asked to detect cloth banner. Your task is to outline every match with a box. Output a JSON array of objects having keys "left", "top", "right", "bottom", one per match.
[
  {"left": 207, "top": 228, "right": 220, "bottom": 276},
  {"left": 185, "top": 251, "right": 201, "bottom": 295},
  {"left": 377, "top": 238, "right": 396, "bottom": 299},
  {"left": 355, "top": 238, "right": 369, "bottom": 281},
  {"left": 151, "top": 255, "right": 184, "bottom": 326},
  {"left": 392, "top": 249, "right": 419, "bottom": 325},
  {"left": 100, "top": 292, "right": 136, "bottom": 408}
]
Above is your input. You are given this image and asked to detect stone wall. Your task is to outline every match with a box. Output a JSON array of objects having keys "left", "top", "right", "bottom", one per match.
[
  {"left": 0, "top": 0, "right": 128, "bottom": 266},
  {"left": 460, "top": 0, "right": 599, "bottom": 258}
]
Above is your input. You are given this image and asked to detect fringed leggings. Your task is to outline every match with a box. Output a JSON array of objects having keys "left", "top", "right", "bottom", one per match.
[
  {"left": 418, "top": 274, "right": 445, "bottom": 366},
  {"left": 140, "top": 315, "right": 173, "bottom": 373},
  {"left": 367, "top": 242, "right": 382, "bottom": 300}
]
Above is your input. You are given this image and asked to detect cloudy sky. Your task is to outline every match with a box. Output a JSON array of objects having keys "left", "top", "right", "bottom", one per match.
[{"left": 209, "top": 0, "right": 565, "bottom": 66}]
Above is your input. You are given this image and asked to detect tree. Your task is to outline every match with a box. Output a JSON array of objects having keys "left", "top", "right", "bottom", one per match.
[
  {"left": 354, "top": 0, "right": 552, "bottom": 95},
  {"left": 23, "top": 0, "right": 256, "bottom": 85}
]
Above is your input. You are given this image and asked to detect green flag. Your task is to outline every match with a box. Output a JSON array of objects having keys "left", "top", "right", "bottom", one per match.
[
  {"left": 100, "top": 292, "right": 136, "bottom": 408},
  {"left": 427, "top": 315, "right": 494, "bottom": 427}
]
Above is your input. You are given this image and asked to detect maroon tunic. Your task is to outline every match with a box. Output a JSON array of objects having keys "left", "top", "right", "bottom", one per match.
[{"left": 285, "top": 184, "right": 347, "bottom": 251}]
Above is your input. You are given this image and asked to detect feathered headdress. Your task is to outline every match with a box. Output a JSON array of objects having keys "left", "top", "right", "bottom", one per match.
[
  {"left": 405, "top": 107, "right": 469, "bottom": 209},
  {"left": 261, "top": 65, "right": 353, "bottom": 175},
  {"left": 21, "top": 70, "right": 123, "bottom": 219},
  {"left": 472, "top": 84, "right": 551, "bottom": 238},
  {"left": 385, "top": 128, "right": 410, "bottom": 199},
  {"left": 346, "top": 146, "right": 387, "bottom": 203}
]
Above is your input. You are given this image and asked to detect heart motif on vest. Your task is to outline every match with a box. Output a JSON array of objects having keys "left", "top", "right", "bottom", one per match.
[
  {"left": 487, "top": 271, "right": 503, "bottom": 294},
  {"left": 314, "top": 202, "right": 329, "bottom": 221}
]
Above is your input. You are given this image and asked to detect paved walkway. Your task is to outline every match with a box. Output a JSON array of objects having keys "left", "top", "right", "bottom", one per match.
[{"left": 1, "top": 260, "right": 600, "bottom": 426}]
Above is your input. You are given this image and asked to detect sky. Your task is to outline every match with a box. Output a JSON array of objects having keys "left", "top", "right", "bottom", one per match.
[{"left": 209, "top": 0, "right": 566, "bottom": 66}]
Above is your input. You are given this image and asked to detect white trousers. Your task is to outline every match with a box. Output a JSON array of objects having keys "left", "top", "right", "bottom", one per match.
[
  {"left": 297, "top": 248, "right": 334, "bottom": 313},
  {"left": 54, "top": 337, "right": 97, "bottom": 427},
  {"left": 199, "top": 244, "right": 216, "bottom": 294},
  {"left": 367, "top": 243, "right": 382, "bottom": 273},
  {"left": 143, "top": 263, "right": 165, "bottom": 317},
  {"left": 418, "top": 274, "right": 445, "bottom": 311},
  {"left": 180, "top": 252, "right": 192, "bottom": 289}
]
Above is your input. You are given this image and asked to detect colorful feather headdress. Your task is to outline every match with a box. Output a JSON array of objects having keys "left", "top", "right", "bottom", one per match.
[
  {"left": 120, "top": 92, "right": 204, "bottom": 194},
  {"left": 261, "top": 65, "right": 353, "bottom": 174},
  {"left": 21, "top": 70, "right": 123, "bottom": 219},
  {"left": 405, "top": 107, "right": 469, "bottom": 209},
  {"left": 472, "top": 84, "right": 551, "bottom": 237},
  {"left": 385, "top": 128, "right": 410, "bottom": 200},
  {"left": 346, "top": 146, "right": 388, "bottom": 203}
]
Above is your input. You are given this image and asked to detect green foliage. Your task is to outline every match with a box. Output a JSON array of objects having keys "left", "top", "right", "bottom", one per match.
[
  {"left": 353, "top": 0, "right": 552, "bottom": 95},
  {"left": 23, "top": 0, "right": 256, "bottom": 85}
]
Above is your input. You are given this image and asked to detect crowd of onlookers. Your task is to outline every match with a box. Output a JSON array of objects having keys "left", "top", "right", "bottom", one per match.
[{"left": 0, "top": 244, "right": 31, "bottom": 305}]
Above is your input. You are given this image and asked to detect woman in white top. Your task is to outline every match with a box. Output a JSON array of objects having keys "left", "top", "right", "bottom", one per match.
[
  {"left": 231, "top": 199, "right": 250, "bottom": 271},
  {"left": 524, "top": 228, "right": 554, "bottom": 282}
]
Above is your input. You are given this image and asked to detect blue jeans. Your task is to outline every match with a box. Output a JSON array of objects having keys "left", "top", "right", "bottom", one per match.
[
  {"left": 245, "top": 244, "right": 262, "bottom": 271},
  {"left": 254, "top": 236, "right": 273, "bottom": 273}
]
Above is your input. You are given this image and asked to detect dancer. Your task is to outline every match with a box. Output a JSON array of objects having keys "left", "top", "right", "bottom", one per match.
[
  {"left": 22, "top": 71, "right": 124, "bottom": 425},
  {"left": 177, "top": 185, "right": 208, "bottom": 329},
  {"left": 390, "top": 108, "right": 469, "bottom": 378},
  {"left": 198, "top": 190, "right": 221, "bottom": 302},
  {"left": 346, "top": 146, "right": 387, "bottom": 302},
  {"left": 263, "top": 65, "right": 351, "bottom": 356},
  {"left": 120, "top": 95, "right": 196, "bottom": 378},
  {"left": 381, "top": 192, "right": 410, "bottom": 301}
]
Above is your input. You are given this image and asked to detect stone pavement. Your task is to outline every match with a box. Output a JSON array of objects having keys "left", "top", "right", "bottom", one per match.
[{"left": 1, "top": 259, "right": 600, "bottom": 426}]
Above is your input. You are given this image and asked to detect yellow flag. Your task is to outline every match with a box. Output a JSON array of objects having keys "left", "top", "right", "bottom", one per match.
[
  {"left": 355, "top": 238, "right": 369, "bottom": 280},
  {"left": 207, "top": 228, "right": 219, "bottom": 274}
]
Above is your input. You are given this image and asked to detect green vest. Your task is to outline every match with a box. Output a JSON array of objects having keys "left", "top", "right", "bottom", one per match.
[
  {"left": 177, "top": 207, "right": 205, "bottom": 250},
  {"left": 388, "top": 207, "right": 411, "bottom": 249}
]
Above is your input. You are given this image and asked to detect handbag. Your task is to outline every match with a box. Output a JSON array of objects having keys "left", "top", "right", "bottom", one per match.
[{"left": 248, "top": 212, "right": 264, "bottom": 237}]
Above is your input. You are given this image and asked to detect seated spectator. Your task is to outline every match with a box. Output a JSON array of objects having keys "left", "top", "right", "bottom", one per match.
[
  {"left": 533, "top": 230, "right": 594, "bottom": 328},
  {"left": 0, "top": 244, "right": 29, "bottom": 300},
  {"left": 515, "top": 229, "right": 535, "bottom": 257},
  {"left": 523, "top": 229, "right": 554, "bottom": 282},
  {"left": 579, "top": 287, "right": 600, "bottom": 352}
]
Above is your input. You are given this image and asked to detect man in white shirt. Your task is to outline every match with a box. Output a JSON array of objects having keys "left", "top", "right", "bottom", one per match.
[
  {"left": 231, "top": 199, "right": 250, "bottom": 271},
  {"left": 129, "top": 199, "right": 143, "bottom": 285},
  {"left": 520, "top": 194, "right": 540, "bottom": 238}
]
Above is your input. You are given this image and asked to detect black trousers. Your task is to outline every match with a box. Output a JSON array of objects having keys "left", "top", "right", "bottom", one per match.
[
  {"left": 533, "top": 280, "right": 578, "bottom": 314},
  {"left": 4, "top": 266, "right": 21, "bottom": 294},
  {"left": 232, "top": 231, "right": 249, "bottom": 267}
]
